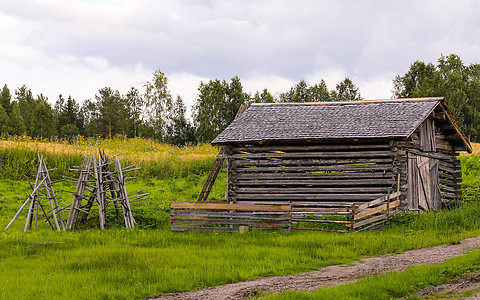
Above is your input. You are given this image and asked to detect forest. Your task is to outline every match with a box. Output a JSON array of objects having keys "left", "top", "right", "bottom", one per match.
[{"left": 0, "top": 53, "right": 479, "bottom": 144}]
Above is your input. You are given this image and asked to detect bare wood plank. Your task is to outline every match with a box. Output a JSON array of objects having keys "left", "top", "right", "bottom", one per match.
[
  {"left": 291, "top": 218, "right": 350, "bottom": 224},
  {"left": 292, "top": 203, "right": 356, "bottom": 208},
  {"left": 171, "top": 225, "right": 238, "bottom": 232},
  {"left": 354, "top": 200, "right": 400, "bottom": 220},
  {"left": 292, "top": 211, "right": 352, "bottom": 216},
  {"left": 171, "top": 211, "right": 291, "bottom": 220},
  {"left": 357, "top": 191, "right": 401, "bottom": 211},
  {"left": 353, "top": 214, "right": 388, "bottom": 229},
  {"left": 171, "top": 217, "right": 291, "bottom": 226},
  {"left": 356, "top": 220, "right": 387, "bottom": 232},
  {"left": 293, "top": 227, "right": 350, "bottom": 233},
  {"left": 170, "top": 202, "right": 291, "bottom": 211}
]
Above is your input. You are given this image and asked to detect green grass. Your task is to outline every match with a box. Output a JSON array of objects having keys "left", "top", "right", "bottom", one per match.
[
  {"left": 0, "top": 174, "right": 227, "bottom": 231},
  {"left": 261, "top": 247, "right": 480, "bottom": 300},
  {"left": 1, "top": 228, "right": 480, "bottom": 300},
  {"left": 1, "top": 139, "right": 480, "bottom": 299}
]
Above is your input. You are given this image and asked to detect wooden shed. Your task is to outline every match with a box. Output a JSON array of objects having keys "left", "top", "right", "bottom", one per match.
[{"left": 210, "top": 97, "right": 472, "bottom": 212}]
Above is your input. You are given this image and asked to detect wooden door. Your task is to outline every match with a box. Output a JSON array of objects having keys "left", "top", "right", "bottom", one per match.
[{"left": 407, "top": 153, "right": 441, "bottom": 211}]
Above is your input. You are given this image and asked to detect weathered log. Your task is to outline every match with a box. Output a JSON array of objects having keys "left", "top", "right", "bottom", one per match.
[
  {"left": 236, "top": 164, "right": 392, "bottom": 173},
  {"left": 232, "top": 150, "right": 393, "bottom": 159},
  {"left": 236, "top": 178, "right": 395, "bottom": 186},
  {"left": 233, "top": 144, "right": 391, "bottom": 153},
  {"left": 235, "top": 187, "right": 392, "bottom": 194},
  {"left": 236, "top": 171, "right": 393, "bottom": 180},
  {"left": 235, "top": 157, "right": 392, "bottom": 167},
  {"left": 236, "top": 193, "right": 384, "bottom": 201}
]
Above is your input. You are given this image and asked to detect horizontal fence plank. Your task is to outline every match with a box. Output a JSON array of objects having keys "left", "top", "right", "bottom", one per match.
[
  {"left": 171, "top": 225, "right": 239, "bottom": 232},
  {"left": 354, "top": 200, "right": 400, "bottom": 220},
  {"left": 232, "top": 150, "right": 393, "bottom": 159},
  {"left": 293, "top": 227, "right": 350, "bottom": 233},
  {"left": 170, "top": 202, "right": 291, "bottom": 211},
  {"left": 292, "top": 203, "right": 355, "bottom": 208},
  {"left": 171, "top": 217, "right": 291, "bottom": 226},
  {"left": 353, "top": 214, "right": 388, "bottom": 229},
  {"left": 356, "top": 220, "right": 387, "bottom": 232},
  {"left": 292, "top": 211, "right": 352, "bottom": 216},
  {"left": 171, "top": 210, "right": 291, "bottom": 220},
  {"left": 356, "top": 191, "right": 401, "bottom": 211},
  {"left": 235, "top": 187, "right": 391, "bottom": 194},
  {"left": 292, "top": 218, "right": 350, "bottom": 224}
]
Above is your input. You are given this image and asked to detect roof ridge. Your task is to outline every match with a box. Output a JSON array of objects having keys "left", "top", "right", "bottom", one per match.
[{"left": 251, "top": 97, "right": 444, "bottom": 106}]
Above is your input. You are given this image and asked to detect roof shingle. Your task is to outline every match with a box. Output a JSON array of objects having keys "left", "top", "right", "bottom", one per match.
[{"left": 212, "top": 98, "right": 442, "bottom": 144}]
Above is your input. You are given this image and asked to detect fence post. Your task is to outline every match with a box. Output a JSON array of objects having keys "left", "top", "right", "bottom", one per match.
[
  {"left": 386, "top": 192, "right": 391, "bottom": 221},
  {"left": 347, "top": 203, "right": 356, "bottom": 232},
  {"left": 289, "top": 201, "right": 293, "bottom": 232}
]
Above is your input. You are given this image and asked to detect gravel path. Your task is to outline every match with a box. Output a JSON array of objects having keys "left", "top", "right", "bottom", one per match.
[{"left": 150, "top": 235, "right": 480, "bottom": 300}]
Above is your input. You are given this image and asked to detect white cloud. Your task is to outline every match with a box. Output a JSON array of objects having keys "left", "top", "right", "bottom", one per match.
[{"left": 0, "top": 0, "right": 479, "bottom": 109}]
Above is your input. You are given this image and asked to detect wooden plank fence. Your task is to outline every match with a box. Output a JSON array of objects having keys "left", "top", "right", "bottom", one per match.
[
  {"left": 170, "top": 200, "right": 292, "bottom": 233},
  {"left": 170, "top": 191, "right": 401, "bottom": 233}
]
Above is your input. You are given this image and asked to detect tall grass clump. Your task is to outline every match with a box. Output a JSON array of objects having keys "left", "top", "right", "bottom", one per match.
[{"left": 0, "top": 135, "right": 219, "bottom": 180}]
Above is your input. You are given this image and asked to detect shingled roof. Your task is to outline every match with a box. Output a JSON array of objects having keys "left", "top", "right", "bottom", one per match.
[{"left": 212, "top": 97, "right": 470, "bottom": 150}]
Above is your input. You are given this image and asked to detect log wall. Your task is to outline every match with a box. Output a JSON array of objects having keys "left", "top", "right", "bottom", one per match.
[
  {"left": 393, "top": 114, "right": 463, "bottom": 211},
  {"left": 226, "top": 142, "right": 396, "bottom": 205}
]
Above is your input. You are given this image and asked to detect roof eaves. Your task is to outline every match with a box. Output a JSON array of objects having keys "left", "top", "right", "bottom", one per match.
[
  {"left": 251, "top": 97, "right": 445, "bottom": 107},
  {"left": 439, "top": 102, "right": 473, "bottom": 153}
]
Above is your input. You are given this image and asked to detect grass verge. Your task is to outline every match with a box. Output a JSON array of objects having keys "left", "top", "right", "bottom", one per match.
[{"left": 260, "top": 248, "right": 480, "bottom": 300}]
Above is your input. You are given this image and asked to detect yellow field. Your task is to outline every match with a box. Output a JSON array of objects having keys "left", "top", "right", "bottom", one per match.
[
  {"left": 470, "top": 143, "right": 480, "bottom": 154},
  {"left": 0, "top": 136, "right": 478, "bottom": 162},
  {"left": 0, "top": 136, "right": 219, "bottom": 163}
]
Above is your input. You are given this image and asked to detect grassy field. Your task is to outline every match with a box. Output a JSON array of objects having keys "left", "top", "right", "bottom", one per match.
[
  {"left": 262, "top": 248, "right": 480, "bottom": 300},
  {"left": 0, "top": 137, "right": 480, "bottom": 299}
]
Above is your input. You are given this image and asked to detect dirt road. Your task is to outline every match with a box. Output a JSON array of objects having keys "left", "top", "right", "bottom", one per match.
[{"left": 151, "top": 236, "right": 480, "bottom": 300}]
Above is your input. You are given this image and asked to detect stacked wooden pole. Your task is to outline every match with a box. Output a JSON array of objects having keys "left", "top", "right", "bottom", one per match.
[
  {"left": 4, "top": 154, "right": 65, "bottom": 232},
  {"left": 65, "top": 149, "right": 149, "bottom": 230}
]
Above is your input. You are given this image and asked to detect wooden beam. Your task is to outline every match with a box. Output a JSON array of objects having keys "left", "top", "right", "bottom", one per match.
[
  {"left": 170, "top": 202, "right": 291, "bottom": 211},
  {"left": 354, "top": 200, "right": 400, "bottom": 220}
]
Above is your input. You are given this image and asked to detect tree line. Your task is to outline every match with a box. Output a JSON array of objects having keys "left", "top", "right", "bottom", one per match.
[
  {"left": 0, "top": 72, "right": 361, "bottom": 145},
  {"left": 0, "top": 53, "right": 478, "bottom": 144}
]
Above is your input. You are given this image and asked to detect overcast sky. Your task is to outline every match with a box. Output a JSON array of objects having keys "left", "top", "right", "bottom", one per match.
[{"left": 1, "top": 0, "right": 479, "bottom": 113}]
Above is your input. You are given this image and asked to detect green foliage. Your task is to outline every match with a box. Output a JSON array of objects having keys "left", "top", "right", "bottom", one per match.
[
  {"left": 0, "top": 84, "right": 12, "bottom": 115},
  {"left": 192, "top": 76, "right": 249, "bottom": 142},
  {"left": 165, "top": 96, "right": 196, "bottom": 146},
  {"left": 393, "top": 54, "right": 480, "bottom": 141},
  {"left": 144, "top": 69, "right": 173, "bottom": 140},
  {"left": 0, "top": 104, "right": 8, "bottom": 135},
  {"left": 278, "top": 78, "right": 361, "bottom": 102},
  {"left": 331, "top": 77, "right": 363, "bottom": 101},
  {"left": 33, "top": 98, "right": 56, "bottom": 138},
  {"left": 8, "top": 102, "right": 26, "bottom": 135},
  {"left": 252, "top": 88, "right": 275, "bottom": 103}
]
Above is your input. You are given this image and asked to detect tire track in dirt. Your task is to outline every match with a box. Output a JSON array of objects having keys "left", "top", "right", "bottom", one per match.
[{"left": 150, "top": 236, "right": 480, "bottom": 300}]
